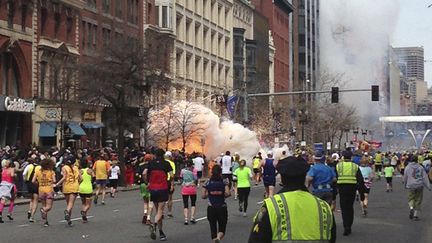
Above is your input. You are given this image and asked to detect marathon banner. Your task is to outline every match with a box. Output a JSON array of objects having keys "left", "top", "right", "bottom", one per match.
[{"left": 227, "top": 95, "right": 238, "bottom": 119}]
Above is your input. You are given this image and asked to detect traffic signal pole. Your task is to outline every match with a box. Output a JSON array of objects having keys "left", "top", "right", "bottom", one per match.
[{"left": 243, "top": 88, "right": 375, "bottom": 123}]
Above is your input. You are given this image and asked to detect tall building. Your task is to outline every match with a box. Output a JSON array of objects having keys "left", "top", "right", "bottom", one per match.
[
  {"left": 156, "top": 0, "right": 234, "bottom": 107},
  {"left": 252, "top": 0, "right": 293, "bottom": 92},
  {"left": 0, "top": 0, "right": 35, "bottom": 147},
  {"left": 388, "top": 47, "right": 401, "bottom": 115},
  {"left": 394, "top": 46, "right": 425, "bottom": 81},
  {"left": 292, "top": 0, "right": 319, "bottom": 96}
]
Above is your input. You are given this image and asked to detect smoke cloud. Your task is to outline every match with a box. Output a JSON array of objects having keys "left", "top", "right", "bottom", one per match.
[{"left": 320, "top": 0, "right": 400, "bottom": 124}]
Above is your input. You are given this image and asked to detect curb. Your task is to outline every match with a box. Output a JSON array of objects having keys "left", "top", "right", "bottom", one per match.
[{"left": 10, "top": 186, "right": 140, "bottom": 207}]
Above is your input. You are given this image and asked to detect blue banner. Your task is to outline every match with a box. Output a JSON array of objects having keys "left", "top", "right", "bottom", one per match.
[{"left": 227, "top": 95, "right": 238, "bottom": 118}]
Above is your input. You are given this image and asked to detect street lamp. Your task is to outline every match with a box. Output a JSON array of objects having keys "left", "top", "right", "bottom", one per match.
[
  {"left": 353, "top": 127, "right": 359, "bottom": 141},
  {"left": 361, "top": 129, "right": 368, "bottom": 140},
  {"left": 299, "top": 109, "right": 308, "bottom": 142}
]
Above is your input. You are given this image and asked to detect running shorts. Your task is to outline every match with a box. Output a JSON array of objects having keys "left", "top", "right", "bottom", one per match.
[
  {"left": 150, "top": 189, "right": 169, "bottom": 203},
  {"left": 95, "top": 179, "right": 108, "bottom": 186},
  {"left": 197, "top": 171, "right": 203, "bottom": 179},
  {"left": 109, "top": 179, "right": 119, "bottom": 189},
  {"left": 385, "top": 177, "right": 393, "bottom": 183},
  {"left": 79, "top": 193, "right": 93, "bottom": 198},
  {"left": 253, "top": 168, "right": 260, "bottom": 174},
  {"left": 26, "top": 182, "right": 38, "bottom": 194},
  {"left": 263, "top": 177, "right": 276, "bottom": 187}
]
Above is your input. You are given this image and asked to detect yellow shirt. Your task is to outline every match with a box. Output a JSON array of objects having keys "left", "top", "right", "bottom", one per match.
[
  {"left": 35, "top": 169, "right": 55, "bottom": 194},
  {"left": 93, "top": 160, "right": 110, "bottom": 180},
  {"left": 62, "top": 165, "right": 80, "bottom": 194}
]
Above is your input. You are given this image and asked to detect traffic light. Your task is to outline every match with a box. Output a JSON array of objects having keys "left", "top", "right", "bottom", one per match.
[
  {"left": 371, "top": 85, "right": 379, "bottom": 101},
  {"left": 331, "top": 87, "right": 339, "bottom": 103}
]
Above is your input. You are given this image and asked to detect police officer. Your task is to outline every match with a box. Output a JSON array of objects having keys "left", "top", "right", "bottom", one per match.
[
  {"left": 337, "top": 149, "right": 364, "bottom": 236},
  {"left": 249, "top": 156, "right": 336, "bottom": 243}
]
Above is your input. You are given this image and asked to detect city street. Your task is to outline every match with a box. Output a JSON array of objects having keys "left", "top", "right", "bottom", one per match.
[{"left": 1, "top": 176, "right": 432, "bottom": 243}]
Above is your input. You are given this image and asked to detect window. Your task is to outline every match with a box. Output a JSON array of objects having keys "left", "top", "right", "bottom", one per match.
[
  {"left": 1, "top": 53, "right": 20, "bottom": 97},
  {"left": 103, "top": 0, "right": 111, "bottom": 14},
  {"left": 40, "top": 62, "right": 47, "bottom": 98},
  {"left": 234, "top": 36, "right": 243, "bottom": 57},
  {"left": 127, "top": 0, "right": 138, "bottom": 24},
  {"left": 7, "top": 0, "right": 15, "bottom": 29},
  {"left": 41, "top": 8, "right": 48, "bottom": 35},
  {"left": 87, "top": 0, "right": 96, "bottom": 9},
  {"left": 116, "top": 0, "right": 123, "bottom": 19},
  {"left": 54, "top": 12, "right": 61, "bottom": 38},
  {"left": 102, "top": 28, "right": 111, "bottom": 47},
  {"left": 147, "top": 3, "right": 152, "bottom": 24},
  {"left": 162, "top": 6, "right": 168, "bottom": 28},
  {"left": 155, "top": 6, "right": 159, "bottom": 26},
  {"left": 66, "top": 15, "right": 73, "bottom": 40},
  {"left": 21, "top": 4, "right": 27, "bottom": 31}
]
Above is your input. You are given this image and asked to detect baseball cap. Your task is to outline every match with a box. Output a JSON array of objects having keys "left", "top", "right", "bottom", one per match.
[
  {"left": 165, "top": 151, "right": 172, "bottom": 158},
  {"left": 277, "top": 156, "right": 310, "bottom": 177}
]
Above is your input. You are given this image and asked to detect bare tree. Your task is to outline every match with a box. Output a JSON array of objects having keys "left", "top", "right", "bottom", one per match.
[
  {"left": 77, "top": 37, "right": 171, "bottom": 183},
  {"left": 149, "top": 103, "right": 179, "bottom": 151},
  {"left": 173, "top": 102, "right": 208, "bottom": 151}
]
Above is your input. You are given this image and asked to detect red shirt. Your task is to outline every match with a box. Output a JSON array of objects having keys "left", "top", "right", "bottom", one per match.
[{"left": 147, "top": 159, "right": 172, "bottom": 190}]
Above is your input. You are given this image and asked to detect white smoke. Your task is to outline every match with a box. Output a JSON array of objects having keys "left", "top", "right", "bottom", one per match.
[
  {"left": 320, "top": 0, "right": 400, "bottom": 123},
  {"left": 149, "top": 101, "right": 261, "bottom": 163}
]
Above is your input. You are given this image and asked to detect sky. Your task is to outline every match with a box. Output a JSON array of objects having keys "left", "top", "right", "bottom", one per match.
[{"left": 392, "top": 0, "right": 432, "bottom": 87}]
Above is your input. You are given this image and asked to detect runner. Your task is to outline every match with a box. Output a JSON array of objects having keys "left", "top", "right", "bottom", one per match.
[
  {"left": 164, "top": 151, "right": 176, "bottom": 218},
  {"left": 109, "top": 160, "right": 121, "bottom": 198},
  {"left": 23, "top": 157, "right": 39, "bottom": 222},
  {"left": 137, "top": 155, "right": 152, "bottom": 225},
  {"left": 231, "top": 153, "right": 240, "bottom": 200},
  {"left": 0, "top": 159, "right": 16, "bottom": 223},
  {"left": 359, "top": 158, "right": 374, "bottom": 216},
  {"left": 144, "top": 149, "right": 173, "bottom": 241},
  {"left": 202, "top": 164, "right": 230, "bottom": 243},
  {"left": 193, "top": 153, "right": 205, "bottom": 186},
  {"left": 93, "top": 153, "right": 111, "bottom": 205},
  {"left": 233, "top": 159, "right": 252, "bottom": 217},
  {"left": 56, "top": 155, "right": 81, "bottom": 225},
  {"left": 32, "top": 158, "right": 56, "bottom": 227},
  {"left": 221, "top": 151, "right": 233, "bottom": 190},
  {"left": 306, "top": 151, "right": 336, "bottom": 206},
  {"left": 252, "top": 153, "right": 262, "bottom": 185},
  {"left": 374, "top": 151, "right": 383, "bottom": 180},
  {"left": 261, "top": 151, "right": 277, "bottom": 198},
  {"left": 384, "top": 164, "right": 395, "bottom": 192},
  {"left": 78, "top": 162, "right": 94, "bottom": 223},
  {"left": 180, "top": 159, "right": 198, "bottom": 225}
]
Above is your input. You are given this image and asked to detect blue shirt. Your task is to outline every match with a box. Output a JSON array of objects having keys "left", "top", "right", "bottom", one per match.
[
  {"left": 353, "top": 155, "right": 361, "bottom": 165},
  {"left": 263, "top": 158, "right": 276, "bottom": 177},
  {"left": 307, "top": 163, "right": 336, "bottom": 193}
]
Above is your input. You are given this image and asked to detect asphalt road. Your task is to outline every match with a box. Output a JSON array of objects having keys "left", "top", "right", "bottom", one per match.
[{"left": 1, "top": 176, "right": 432, "bottom": 243}]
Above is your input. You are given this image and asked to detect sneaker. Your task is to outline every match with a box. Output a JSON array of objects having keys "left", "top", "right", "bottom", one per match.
[
  {"left": 413, "top": 216, "right": 420, "bottom": 221},
  {"left": 27, "top": 211, "right": 31, "bottom": 219},
  {"left": 145, "top": 219, "right": 152, "bottom": 225},
  {"left": 93, "top": 196, "right": 98, "bottom": 205},
  {"left": 190, "top": 218, "right": 197, "bottom": 224},
  {"left": 29, "top": 217, "right": 35, "bottom": 223},
  {"left": 67, "top": 220, "right": 73, "bottom": 226},
  {"left": 64, "top": 210, "right": 70, "bottom": 221},
  {"left": 40, "top": 208, "right": 47, "bottom": 220},
  {"left": 80, "top": 210, "right": 88, "bottom": 222},
  {"left": 142, "top": 215, "right": 147, "bottom": 224},
  {"left": 7, "top": 214, "right": 13, "bottom": 220},
  {"left": 184, "top": 220, "right": 189, "bottom": 225},
  {"left": 44, "top": 221, "right": 49, "bottom": 227},
  {"left": 409, "top": 209, "right": 414, "bottom": 219},
  {"left": 149, "top": 224, "right": 156, "bottom": 240},
  {"left": 239, "top": 205, "right": 243, "bottom": 212},
  {"left": 159, "top": 232, "right": 167, "bottom": 241},
  {"left": 243, "top": 212, "right": 247, "bottom": 217},
  {"left": 101, "top": 201, "right": 105, "bottom": 205}
]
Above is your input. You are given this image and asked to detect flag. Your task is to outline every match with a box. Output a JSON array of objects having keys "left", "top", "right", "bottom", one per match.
[{"left": 227, "top": 95, "right": 238, "bottom": 118}]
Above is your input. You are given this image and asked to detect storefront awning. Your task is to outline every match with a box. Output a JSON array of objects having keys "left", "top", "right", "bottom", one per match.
[
  {"left": 39, "top": 122, "right": 57, "bottom": 137},
  {"left": 82, "top": 122, "right": 105, "bottom": 129},
  {"left": 67, "top": 122, "right": 86, "bottom": 136}
]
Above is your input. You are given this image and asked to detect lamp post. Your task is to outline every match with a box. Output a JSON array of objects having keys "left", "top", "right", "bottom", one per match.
[
  {"left": 361, "top": 129, "right": 368, "bottom": 140},
  {"left": 299, "top": 109, "right": 308, "bottom": 142},
  {"left": 353, "top": 127, "right": 359, "bottom": 141}
]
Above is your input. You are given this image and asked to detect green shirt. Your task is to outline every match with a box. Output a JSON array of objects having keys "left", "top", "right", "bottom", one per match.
[
  {"left": 234, "top": 167, "right": 252, "bottom": 188},
  {"left": 384, "top": 166, "right": 394, "bottom": 178}
]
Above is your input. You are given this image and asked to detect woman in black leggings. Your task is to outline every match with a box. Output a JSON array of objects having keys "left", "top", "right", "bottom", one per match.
[
  {"left": 180, "top": 160, "right": 198, "bottom": 225},
  {"left": 202, "top": 165, "right": 231, "bottom": 243},
  {"left": 233, "top": 160, "right": 252, "bottom": 217}
]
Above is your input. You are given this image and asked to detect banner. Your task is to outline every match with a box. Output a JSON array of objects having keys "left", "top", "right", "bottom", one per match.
[{"left": 227, "top": 95, "right": 238, "bottom": 118}]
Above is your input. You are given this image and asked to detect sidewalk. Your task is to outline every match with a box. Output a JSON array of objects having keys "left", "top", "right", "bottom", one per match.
[{"left": 10, "top": 185, "right": 140, "bottom": 206}]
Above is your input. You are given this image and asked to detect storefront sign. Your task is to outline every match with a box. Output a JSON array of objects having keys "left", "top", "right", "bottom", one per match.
[
  {"left": 83, "top": 111, "right": 96, "bottom": 121},
  {"left": 0, "top": 96, "right": 35, "bottom": 113}
]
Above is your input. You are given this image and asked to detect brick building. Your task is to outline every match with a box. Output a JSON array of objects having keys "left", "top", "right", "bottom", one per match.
[
  {"left": 252, "top": 0, "right": 293, "bottom": 92},
  {"left": 0, "top": 0, "right": 35, "bottom": 147}
]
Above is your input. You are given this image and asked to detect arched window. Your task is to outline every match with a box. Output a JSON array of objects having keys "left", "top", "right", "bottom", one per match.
[{"left": 0, "top": 52, "right": 20, "bottom": 97}]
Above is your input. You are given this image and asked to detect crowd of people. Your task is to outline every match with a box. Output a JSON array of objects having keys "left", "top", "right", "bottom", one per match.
[{"left": 1, "top": 144, "right": 432, "bottom": 242}]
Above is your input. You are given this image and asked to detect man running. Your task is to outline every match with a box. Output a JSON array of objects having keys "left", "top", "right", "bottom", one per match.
[
  {"left": 192, "top": 153, "right": 205, "bottom": 186},
  {"left": 252, "top": 153, "right": 262, "bottom": 185},
  {"left": 144, "top": 149, "right": 174, "bottom": 241},
  {"left": 92, "top": 153, "right": 111, "bottom": 205},
  {"left": 261, "top": 151, "right": 277, "bottom": 198},
  {"left": 164, "top": 151, "right": 176, "bottom": 218},
  {"left": 306, "top": 151, "right": 336, "bottom": 206},
  {"left": 221, "top": 151, "right": 233, "bottom": 190}
]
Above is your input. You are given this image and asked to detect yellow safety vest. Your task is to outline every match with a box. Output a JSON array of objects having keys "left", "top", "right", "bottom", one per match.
[
  {"left": 336, "top": 162, "right": 358, "bottom": 184},
  {"left": 166, "top": 159, "right": 175, "bottom": 181},
  {"left": 264, "top": 190, "right": 333, "bottom": 242}
]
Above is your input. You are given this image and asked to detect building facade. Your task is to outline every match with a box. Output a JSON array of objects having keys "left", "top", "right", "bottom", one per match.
[
  {"left": 394, "top": 46, "right": 425, "bottom": 81},
  {"left": 0, "top": 0, "right": 39, "bottom": 147},
  {"left": 155, "top": 0, "right": 234, "bottom": 108}
]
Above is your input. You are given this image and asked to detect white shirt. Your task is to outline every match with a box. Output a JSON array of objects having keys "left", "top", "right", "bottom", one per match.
[
  {"left": 109, "top": 165, "right": 120, "bottom": 179},
  {"left": 221, "top": 155, "right": 232, "bottom": 174},
  {"left": 193, "top": 157, "right": 205, "bottom": 171}
]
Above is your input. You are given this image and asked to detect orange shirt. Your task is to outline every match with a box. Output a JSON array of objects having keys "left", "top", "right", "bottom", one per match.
[{"left": 35, "top": 169, "right": 55, "bottom": 194}]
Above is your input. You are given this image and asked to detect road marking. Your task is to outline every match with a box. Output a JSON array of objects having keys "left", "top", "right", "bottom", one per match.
[
  {"left": 196, "top": 216, "right": 207, "bottom": 222},
  {"left": 17, "top": 224, "right": 30, "bottom": 227},
  {"left": 257, "top": 200, "right": 263, "bottom": 205},
  {"left": 59, "top": 215, "right": 94, "bottom": 223},
  {"left": 113, "top": 209, "right": 120, "bottom": 212},
  {"left": 173, "top": 199, "right": 182, "bottom": 202}
]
